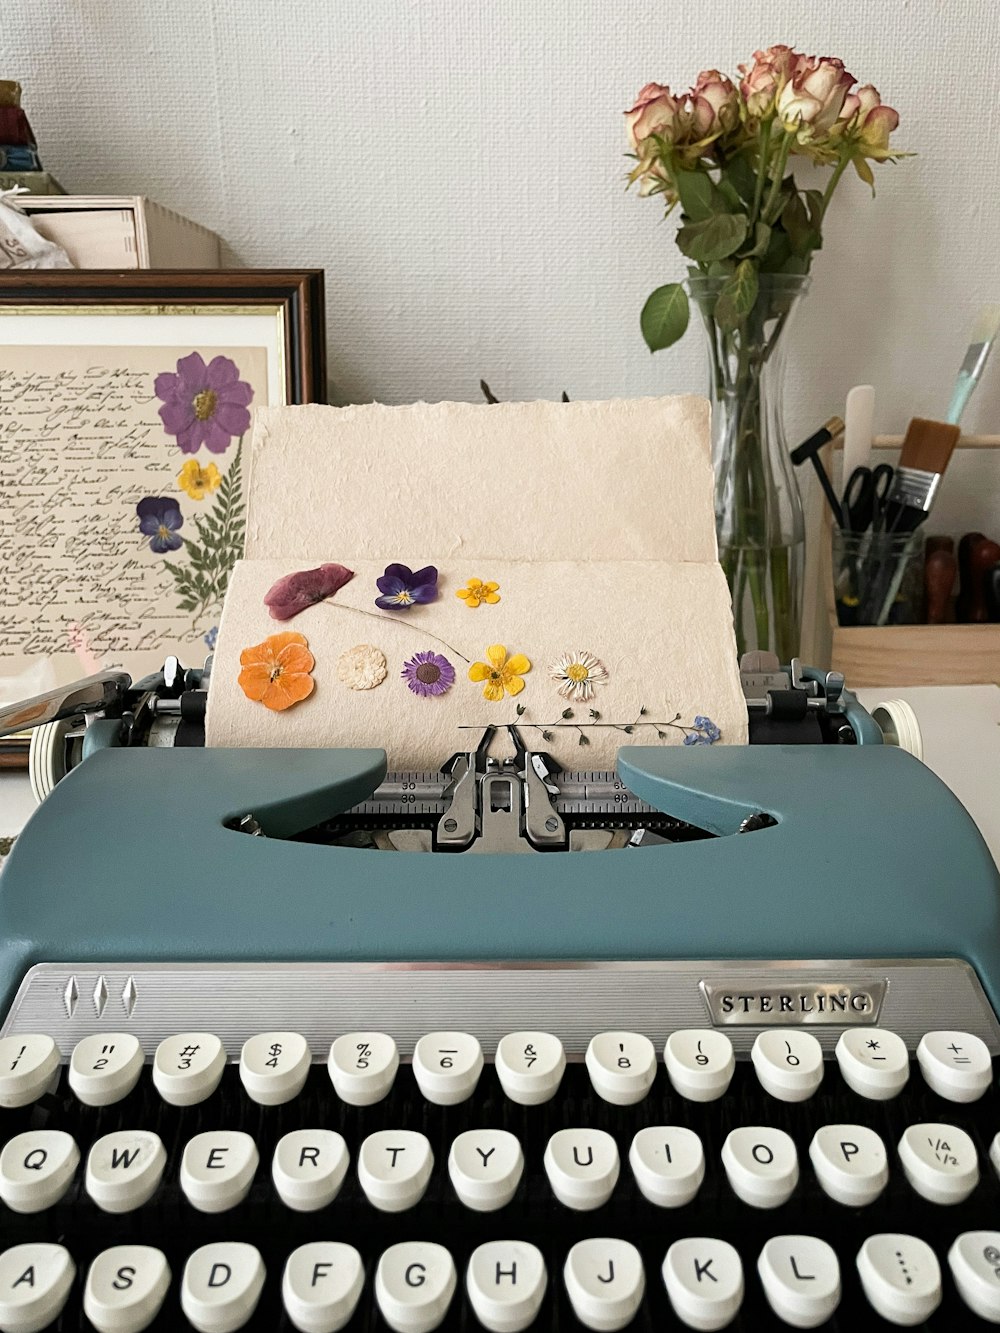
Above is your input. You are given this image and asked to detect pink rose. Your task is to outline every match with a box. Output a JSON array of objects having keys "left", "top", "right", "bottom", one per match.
[
  {"left": 689, "top": 68, "right": 740, "bottom": 137},
  {"left": 625, "top": 82, "right": 678, "bottom": 150},
  {"left": 777, "top": 56, "right": 855, "bottom": 134},
  {"left": 833, "top": 83, "right": 900, "bottom": 160},
  {"left": 737, "top": 44, "right": 807, "bottom": 115}
]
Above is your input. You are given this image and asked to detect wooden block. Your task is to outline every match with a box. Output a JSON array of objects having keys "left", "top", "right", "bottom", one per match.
[
  {"left": 829, "top": 623, "right": 1000, "bottom": 686},
  {"left": 21, "top": 195, "right": 220, "bottom": 267}
]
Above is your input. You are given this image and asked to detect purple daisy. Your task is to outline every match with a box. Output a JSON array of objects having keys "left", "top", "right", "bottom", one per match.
[
  {"left": 401, "top": 651, "right": 455, "bottom": 697},
  {"left": 136, "top": 496, "right": 184, "bottom": 553},
  {"left": 154, "top": 351, "right": 253, "bottom": 454},
  {"left": 375, "top": 563, "right": 438, "bottom": 611}
]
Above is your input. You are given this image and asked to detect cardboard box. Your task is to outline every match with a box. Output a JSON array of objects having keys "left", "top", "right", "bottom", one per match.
[{"left": 21, "top": 195, "right": 220, "bottom": 267}]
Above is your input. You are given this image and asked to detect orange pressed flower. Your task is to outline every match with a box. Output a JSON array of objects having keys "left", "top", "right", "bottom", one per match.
[{"left": 238, "top": 631, "right": 315, "bottom": 711}]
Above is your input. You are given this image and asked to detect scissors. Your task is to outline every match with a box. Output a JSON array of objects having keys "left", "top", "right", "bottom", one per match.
[{"left": 842, "top": 463, "right": 894, "bottom": 533}]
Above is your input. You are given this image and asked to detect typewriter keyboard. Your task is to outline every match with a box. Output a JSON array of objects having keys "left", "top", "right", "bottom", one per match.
[{"left": 1, "top": 1026, "right": 1000, "bottom": 1331}]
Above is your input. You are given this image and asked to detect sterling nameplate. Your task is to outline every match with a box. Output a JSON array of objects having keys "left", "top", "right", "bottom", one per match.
[{"left": 700, "top": 979, "right": 888, "bottom": 1026}]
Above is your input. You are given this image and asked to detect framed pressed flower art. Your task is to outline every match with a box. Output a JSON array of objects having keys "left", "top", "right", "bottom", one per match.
[{"left": 0, "top": 270, "right": 325, "bottom": 699}]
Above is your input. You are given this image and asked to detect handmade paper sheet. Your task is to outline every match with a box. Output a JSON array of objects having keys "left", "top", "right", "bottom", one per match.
[
  {"left": 207, "top": 398, "right": 748, "bottom": 766},
  {"left": 207, "top": 557, "right": 747, "bottom": 766},
  {"left": 244, "top": 397, "right": 717, "bottom": 563}
]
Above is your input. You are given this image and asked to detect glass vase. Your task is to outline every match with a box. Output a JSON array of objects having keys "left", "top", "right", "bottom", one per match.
[{"left": 688, "top": 273, "right": 810, "bottom": 661}]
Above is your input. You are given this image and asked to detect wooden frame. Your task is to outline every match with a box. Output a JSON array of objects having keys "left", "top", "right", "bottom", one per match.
[
  {"left": 0, "top": 269, "right": 327, "bottom": 714},
  {"left": 0, "top": 269, "right": 326, "bottom": 403}
]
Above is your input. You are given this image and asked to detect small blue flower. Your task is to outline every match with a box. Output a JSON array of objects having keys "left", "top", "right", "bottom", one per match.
[
  {"left": 204, "top": 626, "right": 219, "bottom": 650},
  {"left": 684, "top": 731, "right": 707, "bottom": 746},
  {"left": 137, "top": 496, "right": 184, "bottom": 554},
  {"left": 693, "top": 715, "right": 721, "bottom": 743}
]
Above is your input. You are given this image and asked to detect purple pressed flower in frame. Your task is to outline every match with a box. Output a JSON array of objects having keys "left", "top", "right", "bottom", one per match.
[
  {"left": 137, "top": 496, "right": 184, "bottom": 553},
  {"left": 401, "top": 651, "right": 456, "bottom": 697},
  {"left": 154, "top": 351, "right": 253, "bottom": 454},
  {"left": 375, "top": 563, "right": 438, "bottom": 611},
  {"left": 264, "top": 563, "right": 355, "bottom": 621}
]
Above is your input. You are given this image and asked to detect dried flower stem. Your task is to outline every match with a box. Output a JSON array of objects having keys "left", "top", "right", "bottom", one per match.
[{"left": 319, "top": 600, "right": 471, "bottom": 663}]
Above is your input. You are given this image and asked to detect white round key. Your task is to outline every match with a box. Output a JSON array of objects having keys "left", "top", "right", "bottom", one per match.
[
  {"left": 0, "top": 1130, "right": 79, "bottom": 1214},
  {"left": 181, "top": 1241, "right": 265, "bottom": 1333},
  {"left": 586, "top": 1031, "right": 656, "bottom": 1106},
  {"left": 898, "top": 1122, "right": 979, "bottom": 1204},
  {"left": 948, "top": 1230, "right": 1000, "bottom": 1324},
  {"left": 917, "top": 1030, "right": 992, "bottom": 1103},
  {"left": 564, "top": 1238, "right": 644, "bottom": 1332},
  {"left": 856, "top": 1233, "right": 941, "bottom": 1325},
  {"left": 153, "top": 1032, "right": 226, "bottom": 1107},
  {"left": 84, "top": 1245, "right": 171, "bottom": 1333},
  {"left": 412, "top": 1032, "right": 483, "bottom": 1105},
  {"left": 240, "top": 1031, "right": 310, "bottom": 1106},
  {"left": 495, "top": 1031, "right": 565, "bottom": 1106},
  {"left": 282, "top": 1242, "right": 364, "bottom": 1333},
  {"left": 448, "top": 1129, "right": 523, "bottom": 1211},
  {"left": 751, "top": 1030, "right": 823, "bottom": 1102},
  {"left": 467, "top": 1240, "right": 547, "bottom": 1333},
  {"left": 544, "top": 1128, "right": 619, "bottom": 1210},
  {"left": 809, "top": 1124, "right": 888, "bottom": 1207},
  {"left": 663, "top": 1237, "right": 744, "bottom": 1332},
  {"left": 629, "top": 1126, "right": 704, "bottom": 1208},
  {"left": 0, "top": 1035, "right": 59, "bottom": 1108},
  {"left": 69, "top": 1032, "right": 143, "bottom": 1107},
  {"left": 758, "top": 1235, "right": 841, "bottom": 1329},
  {"left": 375, "top": 1241, "right": 456, "bottom": 1333},
  {"left": 273, "top": 1129, "right": 349, "bottom": 1211},
  {"left": 0, "top": 1243, "right": 75, "bottom": 1333},
  {"left": 358, "top": 1130, "right": 433, "bottom": 1212},
  {"left": 180, "top": 1131, "right": 259, "bottom": 1213},
  {"left": 836, "top": 1028, "right": 909, "bottom": 1100},
  {"left": 722, "top": 1126, "right": 799, "bottom": 1208},
  {"left": 328, "top": 1032, "right": 398, "bottom": 1106},
  {"left": 86, "top": 1130, "right": 166, "bottom": 1213},
  {"left": 664, "top": 1029, "right": 734, "bottom": 1102}
]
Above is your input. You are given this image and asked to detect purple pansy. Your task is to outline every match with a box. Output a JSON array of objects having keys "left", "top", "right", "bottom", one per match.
[
  {"left": 264, "top": 563, "right": 355, "bottom": 621},
  {"left": 375, "top": 563, "right": 438, "bottom": 611},
  {"left": 154, "top": 351, "right": 253, "bottom": 455},
  {"left": 137, "top": 496, "right": 184, "bottom": 553},
  {"left": 401, "top": 651, "right": 456, "bottom": 697}
]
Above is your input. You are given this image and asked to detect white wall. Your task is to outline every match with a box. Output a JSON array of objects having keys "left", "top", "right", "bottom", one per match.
[{"left": 6, "top": 0, "right": 1000, "bottom": 527}]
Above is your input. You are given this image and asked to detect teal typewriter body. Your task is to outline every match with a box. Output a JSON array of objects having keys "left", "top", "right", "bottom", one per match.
[{"left": 3, "top": 662, "right": 1000, "bottom": 1333}]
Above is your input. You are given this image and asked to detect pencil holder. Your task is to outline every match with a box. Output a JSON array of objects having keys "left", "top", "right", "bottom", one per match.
[{"left": 832, "top": 529, "right": 923, "bottom": 627}]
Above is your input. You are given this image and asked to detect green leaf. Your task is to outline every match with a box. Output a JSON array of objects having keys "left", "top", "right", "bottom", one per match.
[
  {"left": 714, "top": 259, "right": 759, "bottom": 331},
  {"left": 781, "top": 192, "right": 821, "bottom": 257},
  {"left": 760, "top": 226, "right": 791, "bottom": 273},
  {"left": 640, "top": 283, "right": 689, "bottom": 353},
  {"left": 674, "top": 169, "right": 717, "bottom": 221},
  {"left": 707, "top": 259, "right": 735, "bottom": 278},
  {"left": 676, "top": 213, "right": 748, "bottom": 264},
  {"left": 804, "top": 188, "right": 824, "bottom": 231},
  {"left": 781, "top": 255, "right": 811, "bottom": 275},
  {"left": 722, "top": 153, "right": 757, "bottom": 205},
  {"left": 741, "top": 221, "right": 771, "bottom": 260}
]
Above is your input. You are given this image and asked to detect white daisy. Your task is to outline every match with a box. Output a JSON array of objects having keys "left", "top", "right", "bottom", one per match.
[{"left": 549, "top": 650, "right": 609, "bottom": 702}]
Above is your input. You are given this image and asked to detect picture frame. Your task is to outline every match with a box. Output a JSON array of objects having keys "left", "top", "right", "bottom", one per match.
[{"left": 0, "top": 268, "right": 327, "bottom": 712}]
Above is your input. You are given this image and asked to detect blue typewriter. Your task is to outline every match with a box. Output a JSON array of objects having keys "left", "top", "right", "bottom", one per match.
[{"left": 0, "top": 654, "right": 999, "bottom": 1333}]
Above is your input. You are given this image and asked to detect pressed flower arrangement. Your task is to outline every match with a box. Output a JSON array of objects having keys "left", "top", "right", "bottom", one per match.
[{"left": 626, "top": 46, "right": 906, "bottom": 657}]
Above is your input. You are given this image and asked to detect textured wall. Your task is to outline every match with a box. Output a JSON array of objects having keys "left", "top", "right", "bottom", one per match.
[{"left": 6, "top": 2, "right": 1000, "bottom": 509}]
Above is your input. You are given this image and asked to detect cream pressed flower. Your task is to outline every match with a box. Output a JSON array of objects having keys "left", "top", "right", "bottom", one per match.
[{"left": 549, "top": 650, "right": 609, "bottom": 702}]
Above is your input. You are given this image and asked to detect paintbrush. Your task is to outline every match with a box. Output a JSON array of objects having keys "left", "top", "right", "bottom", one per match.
[
  {"left": 864, "top": 418, "right": 961, "bottom": 623},
  {"left": 946, "top": 304, "right": 1000, "bottom": 425}
]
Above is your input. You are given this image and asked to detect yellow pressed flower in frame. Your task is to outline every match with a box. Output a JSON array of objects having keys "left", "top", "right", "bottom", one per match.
[
  {"left": 456, "top": 577, "right": 501, "bottom": 608},
  {"left": 469, "top": 643, "right": 531, "bottom": 701},
  {"left": 177, "top": 459, "right": 222, "bottom": 500}
]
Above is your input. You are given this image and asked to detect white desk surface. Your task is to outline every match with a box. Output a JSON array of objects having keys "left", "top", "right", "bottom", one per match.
[{"left": 2, "top": 684, "right": 999, "bottom": 863}]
